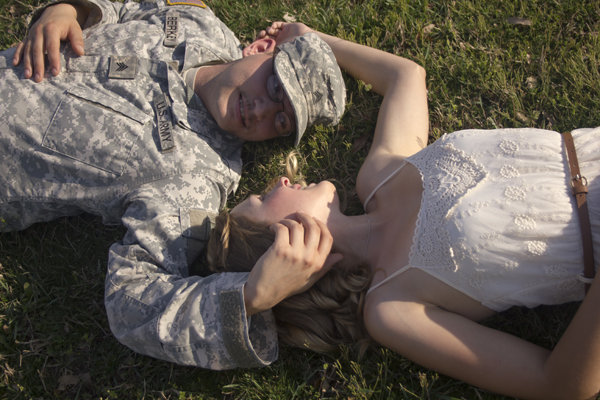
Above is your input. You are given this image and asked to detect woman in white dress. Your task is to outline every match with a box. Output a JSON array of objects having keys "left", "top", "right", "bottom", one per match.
[{"left": 206, "top": 22, "right": 600, "bottom": 399}]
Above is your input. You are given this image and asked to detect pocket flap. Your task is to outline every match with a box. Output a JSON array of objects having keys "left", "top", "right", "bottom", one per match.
[{"left": 66, "top": 84, "right": 151, "bottom": 124}]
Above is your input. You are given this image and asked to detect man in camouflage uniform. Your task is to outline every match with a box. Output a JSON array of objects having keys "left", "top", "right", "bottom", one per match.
[{"left": 0, "top": 0, "right": 345, "bottom": 368}]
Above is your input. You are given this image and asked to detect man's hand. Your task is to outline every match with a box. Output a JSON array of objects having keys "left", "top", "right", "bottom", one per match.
[
  {"left": 13, "top": 3, "right": 86, "bottom": 82},
  {"left": 256, "top": 21, "right": 314, "bottom": 46},
  {"left": 243, "top": 212, "right": 342, "bottom": 315}
]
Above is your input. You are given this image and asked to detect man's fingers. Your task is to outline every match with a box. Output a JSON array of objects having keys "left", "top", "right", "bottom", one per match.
[
  {"left": 310, "top": 216, "right": 338, "bottom": 274},
  {"left": 276, "top": 218, "right": 303, "bottom": 247},
  {"left": 255, "top": 29, "right": 267, "bottom": 40},
  {"left": 313, "top": 217, "right": 334, "bottom": 255},
  {"left": 269, "top": 21, "right": 285, "bottom": 31},
  {"left": 21, "top": 40, "right": 33, "bottom": 78},
  {"left": 270, "top": 221, "right": 290, "bottom": 245},
  {"left": 45, "top": 28, "right": 62, "bottom": 76},
  {"left": 293, "top": 212, "right": 334, "bottom": 255},
  {"left": 31, "top": 29, "right": 46, "bottom": 82},
  {"left": 67, "top": 22, "right": 85, "bottom": 55},
  {"left": 293, "top": 212, "right": 320, "bottom": 248},
  {"left": 12, "top": 42, "right": 24, "bottom": 66}
]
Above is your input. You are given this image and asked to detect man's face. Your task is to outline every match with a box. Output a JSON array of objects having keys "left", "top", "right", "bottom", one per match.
[{"left": 202, "top": 53, "right": 296, "bottom": 141}]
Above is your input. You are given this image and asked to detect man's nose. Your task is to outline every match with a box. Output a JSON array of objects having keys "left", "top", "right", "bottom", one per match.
[{"left": 251, "top": 97, "right": 279, "bottom": 120}]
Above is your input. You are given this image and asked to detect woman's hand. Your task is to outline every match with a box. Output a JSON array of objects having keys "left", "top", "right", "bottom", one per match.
[
  {"left": 243, "top": 212, "right": 342, "bottom": 315},
  {"left": 13, "top": 3, "right": 86, "bottom": 82},
  {"left": 257, "top": 21, "right": 314, "bottom": 45}
]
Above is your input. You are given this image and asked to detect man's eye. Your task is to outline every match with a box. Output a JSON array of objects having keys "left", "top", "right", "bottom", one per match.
[
  {"left": 277, "top": 112, "right": 292, "bottom": 137},
  {"left": 268, "top": 75, "right": 284, "bottom": 103}
]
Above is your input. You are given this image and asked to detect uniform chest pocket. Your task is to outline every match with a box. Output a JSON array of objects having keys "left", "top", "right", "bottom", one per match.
[{"left": 42, "top": 84, "right": 152, "bottom": 176}]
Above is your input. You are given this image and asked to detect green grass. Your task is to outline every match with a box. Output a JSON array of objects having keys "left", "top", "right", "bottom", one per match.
[{"left": 1, "top": 0, "right": 599, "bottom": 398}]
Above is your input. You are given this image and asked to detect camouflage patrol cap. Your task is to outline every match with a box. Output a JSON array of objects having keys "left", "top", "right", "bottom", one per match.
[{"left": 274, "top": 32, "right": 346, "bottom": 146}]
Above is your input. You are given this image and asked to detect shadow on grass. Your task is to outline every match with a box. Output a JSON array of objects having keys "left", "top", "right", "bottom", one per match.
[{"left": 0, "top": 215, "right": 578, "bottom": 400}]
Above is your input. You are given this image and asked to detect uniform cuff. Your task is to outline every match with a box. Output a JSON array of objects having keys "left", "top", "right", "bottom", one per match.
[
  {"left": 29, "top": 0, "right": 102, "bottom": 30},
  {"left": 219, "top": 282, "right": 278, "bottom": 368}
]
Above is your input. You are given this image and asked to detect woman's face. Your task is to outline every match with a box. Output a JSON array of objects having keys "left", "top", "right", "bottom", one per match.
[{"left": 231, "top": 177, "right": 338, "bottom": 225}]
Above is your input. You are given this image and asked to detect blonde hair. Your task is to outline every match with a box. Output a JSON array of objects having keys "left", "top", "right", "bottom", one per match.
[{"left": 206, "top": 152, "right": 371, "bottom": 353}]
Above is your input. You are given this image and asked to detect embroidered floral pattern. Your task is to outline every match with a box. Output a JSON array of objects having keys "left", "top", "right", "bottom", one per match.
[
  {"left": 407, "top": 141, "right": 486, "bottom": 272},
  {"left": 399, "top": 129, "right": 595, "bottom": 312},
  {"left": 514, "top": 214, "right": 536, "bottom": 230},
  {"left": 500, "top": 164, "right": 520, "bottom": 179},
  {"left": 504, "top": 185, "right": 527, "bottom": 201},
  {"left": 527, "top": 240, "right": 547, "bottom": 256},
  {"left": 499, "top": 138, "right": 519, "bottom": 155},
  {"left": 544, "top": 264, "right": 569, "bottom": 277}
]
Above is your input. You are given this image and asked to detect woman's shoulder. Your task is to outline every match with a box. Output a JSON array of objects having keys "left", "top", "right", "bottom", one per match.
[
  {"left": 364, "top": 268, "right": 496, "bottom": 324},
  {"left": 357, "top": 154, "right": 422, "bottom": 212}
]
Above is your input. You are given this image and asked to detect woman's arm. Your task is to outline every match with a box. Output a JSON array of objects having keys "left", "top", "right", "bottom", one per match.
[
  {"left": 262, "top": 22, "right": 429, "bottom": 202},
  {"left": 364, "top": 275, "right": 600, "bottom": 400},
  {"left": 543, "top": 272, "right": 600, "bottom": 399}
]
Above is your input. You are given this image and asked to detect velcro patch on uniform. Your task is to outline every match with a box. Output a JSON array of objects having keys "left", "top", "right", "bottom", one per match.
[
  {"left": 153, "top": 92, "right": 176, "bottom": 152},
  {"left": 166, "top": 0, "right": 206, "bottom": 8},
  {"left": 108, "top": 56, "right": 138, "bottom": 79}
]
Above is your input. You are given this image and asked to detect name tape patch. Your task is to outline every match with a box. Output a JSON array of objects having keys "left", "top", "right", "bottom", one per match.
[
  {"left": 153, "top": 92, "right": 176, "bottom": 153},
  {"left": 163, "top": 10, "right": 179, "bottom": 47}
]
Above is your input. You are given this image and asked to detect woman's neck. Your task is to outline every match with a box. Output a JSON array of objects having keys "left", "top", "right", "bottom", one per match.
[{"left": 328, "top": 213, "right": 373, "bottom": 268}]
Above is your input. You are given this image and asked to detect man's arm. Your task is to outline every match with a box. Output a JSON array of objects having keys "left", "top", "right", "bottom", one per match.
[
  {"left": 105, "top": 179, "right": 338, "bottom": 368},
  {"left": 104, "top": 182, "right": 279, "bottom": 369},
  {"left": 106, "top": 243, "right": 280, "bottom": 369}
]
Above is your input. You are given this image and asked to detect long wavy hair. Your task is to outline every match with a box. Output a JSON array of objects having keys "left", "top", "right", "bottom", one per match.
[{"left": 206, "top": 152, "right": 372, "bottom": 353}]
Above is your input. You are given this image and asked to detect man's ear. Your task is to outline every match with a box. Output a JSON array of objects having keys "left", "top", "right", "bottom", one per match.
[{"left": 242, "top": 37, "right": 276, "bottom": 57}]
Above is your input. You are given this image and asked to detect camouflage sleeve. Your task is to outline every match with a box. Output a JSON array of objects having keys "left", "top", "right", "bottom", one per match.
[
  {"left": 104, "top": 180, "right": 279, "bottom": 369},
  {"left": 28, "top": 0, "right": 185, "bottom": 29},
  {"left": 28, "top": 0, "right": 122, "bottom": 29}
]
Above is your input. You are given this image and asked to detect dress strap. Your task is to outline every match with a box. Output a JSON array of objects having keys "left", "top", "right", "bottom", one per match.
[
  {"left": 562, "top": 131, "right": 595, "bottom": 293},
  {"left": 366, "top": 265, "right": 411, "bottom": 296},
  {"left": 363, "top": 160, "right": 408, "bottom": 211}
]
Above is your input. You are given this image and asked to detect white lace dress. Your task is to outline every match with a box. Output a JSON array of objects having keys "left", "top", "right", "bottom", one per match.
[{"left": 365, "top": 127, "right": 600, "bottom": 311}]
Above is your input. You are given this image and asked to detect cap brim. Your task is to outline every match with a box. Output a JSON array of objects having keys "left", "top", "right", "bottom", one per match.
[{"left": 274, "top": 50, "right": 308, "bottom": 146}]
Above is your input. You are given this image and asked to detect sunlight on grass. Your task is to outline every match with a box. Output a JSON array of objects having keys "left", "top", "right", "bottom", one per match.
[{"left": 1, "top": 0, "right": 599, "bottom": 398}]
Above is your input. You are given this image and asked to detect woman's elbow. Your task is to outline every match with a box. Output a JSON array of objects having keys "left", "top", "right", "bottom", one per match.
[{"left": 399, "top": 60, "right": 426, "bottom": 80}]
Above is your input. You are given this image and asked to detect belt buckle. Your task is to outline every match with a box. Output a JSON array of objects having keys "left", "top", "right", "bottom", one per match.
[{"left": 571, "top": 173, "right": 589, "bottom": 195}]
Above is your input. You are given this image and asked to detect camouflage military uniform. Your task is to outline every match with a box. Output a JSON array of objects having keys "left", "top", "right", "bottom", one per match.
[{"left": 0, "top": 0, "right": 278, "bottom": 368}]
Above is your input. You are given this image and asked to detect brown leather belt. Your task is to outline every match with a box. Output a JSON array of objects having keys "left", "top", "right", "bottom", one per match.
[{"left": 562, "top": 131, "right": 595, "bottom": 293}]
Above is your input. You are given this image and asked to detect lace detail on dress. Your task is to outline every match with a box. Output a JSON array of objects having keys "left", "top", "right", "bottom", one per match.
[
  {"left": 372, "top": 128, "right": 598, "bottom": 311},
  {"left": 406, "top": 140, "right": 487, "bottom": 271},
  {"left": 500, "top": 164, "right": 520, "bottom": 179}
]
